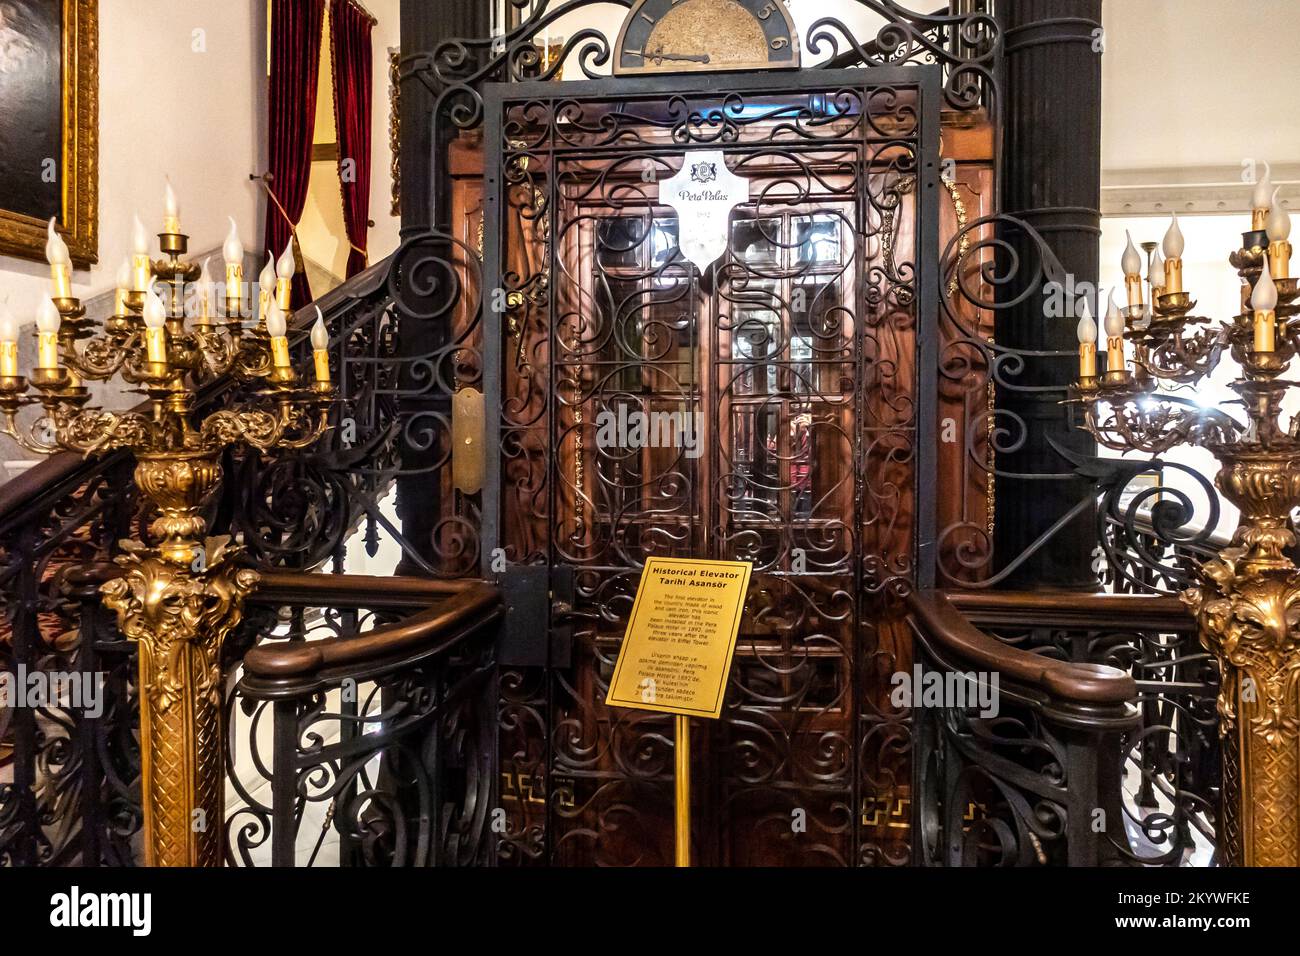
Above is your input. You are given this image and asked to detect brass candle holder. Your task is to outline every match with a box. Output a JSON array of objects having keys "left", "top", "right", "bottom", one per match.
[
  {"left": 1070, "top": 217, "right": 1300, "bottom": 866},
  {"left": 2, "top": 221, "right": 332, "bottom": 867}
]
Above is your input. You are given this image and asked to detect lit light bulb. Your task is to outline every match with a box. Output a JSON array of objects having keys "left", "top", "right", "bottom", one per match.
[
  {"left": 223, "top": 217, "right": 243, "bottom": 265},
  {"left": 1104, "top": 290, "right": 1124, "bottom": 338},
  {"left": 1252, "top": 160, "right": 1273, "bottom": 214},
  {"left": 1121, "top": 231, "right": 1142, "bottom": 276},
  {"left": 310, "top": 306, "right": 328, "bottom": 350},
  {"left": 36, "top": 297, "right": 61, "bottom": 334},
  {"left": 1149, "top": 249, "right": 1165, "bottom": 288},
  {"left": 276, "top": 241, "right": 295, "bottom": 280},
  {"left": 132, "top": 214, "right": 150, "bottom": 256},
  {"left": 1076, "top": 299, "right": 1097, "bottom": 344},
  {"left": 310, "top": 306, "right": 330, "bottom": 383},
  {"left": 45, "top": 218, "right": 71, "bottom": 266},
  {"left": 1252, "top": 264, "right": 1278, "bottom": 313},
  {"left": 36, "top": 298, "right": 61, "bottom": 369},
  {"left": 131, "top": 213, "right": 154, "bottom": 293},
  {"left": 266, "top": 296, "right": 287, "bottom": 339},
  {"left": 259, "top": 254, "right": 275, "bottom": 291},
  {"left": 143, "top": 287, "right": 167, "bottom": 329},
  {"left": 45, "top": 218, "right": 73, "bottom": 299},
  {"left": 1266, "top": 188, "right": 1291, "bottom": 242},
  {"left": 142, "top": 286, "right": 168, "bottom": 364},
  {"left": 163, "top": 177, "right": 181, "bottom": 232},
  {"left": 195, "top": 257, "right": 215, "bottom": 326},
  {"left": 0, "top": 306, "right": 19, "bottom": 376},
  {"left": 1161, "top": 213, "right": 1184, "bottom": 259}
]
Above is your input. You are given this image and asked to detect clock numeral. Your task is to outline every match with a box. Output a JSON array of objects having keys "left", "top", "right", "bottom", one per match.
[
  {"left": 770, "top": 36, "right": 789, "bottom": 50},
  {"left": 641, "top": 12, "right": 654, "bottom": 22},
  {"left": 757, "top": 2, "right": 776, "bottom": 19}
]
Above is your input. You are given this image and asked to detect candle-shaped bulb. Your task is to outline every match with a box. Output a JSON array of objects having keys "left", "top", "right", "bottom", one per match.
[
  {"left": 143, "top": 286, "right": 168, "bottom": 364},
  {"left": 1252, "top": 160, "right": 1273, "bottom": 214},
  {"left": 259, "top": 254, "right": 276, "bottom": 290},
  {"left": 132, "top": 214, "right": 150, "bottom": 256},
  {"left": 0, "top": 307, "right": 17, "bottom": 377},
  {"left": 1266, "top": 188, "right": 1291, "bottom": 242},
  {"left": 1149, "top": 249, "right": 1165, "bottom": 287},
  {"left": 266, "top": 296, "right": 287, "bottom": 338},
  {"left": 1121, "top": 231, "right": 1142, "bottom": 276},
  {"left": 1252, "top": 264, "right": 1278, "bottom": 313},
  {"left": 36, "top": 297, "right": 61, "bottom": 334},
  {"left": 1076, "top": 299, "right": 1097, "bottom": 344},
  {"left": 195, "top": 257, "right": 214, "bottom": 325},
  {"left": 163, "top": 177, "right": 180, "bottom": 232},
  {"left": 36, "top": 298, "right": 61, "bottom": 370},
  {"left": 45, "top": 218, "right": 73, "bottom": 299},
  {"left": 223, "top": 217, "right": 243, "bottom": 265},
  {"left": 1161, "top": 213, "right": 1184, "bottom": 259},
  {"left": 143, "top": 287, "right": 167, "bottom": 329},
  {"left": 116, "top": 259, "right": 131, "bottom": 290},
  {"left": 276, "top": 241, "right": 295, "bottom": 280},
  {"left": 310, "top": 307, "right": 328, "bottom": 350},
  {"left": 1104, "top": 290, "right": 1124, "bottom": 338},
  {"left": 45, "top": 218, "right": 70, "bottom": 266}
]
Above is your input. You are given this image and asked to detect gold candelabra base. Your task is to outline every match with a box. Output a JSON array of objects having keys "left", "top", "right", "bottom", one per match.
[
  {"left": 1180, "top": 444, "right": 1300, "bottom": 866},
  {"left": 1185, "top": 548, "right": 1300, "bottom": 866},
  {"left": 100, "top": 452, "right": 259, "bottom": 866}
]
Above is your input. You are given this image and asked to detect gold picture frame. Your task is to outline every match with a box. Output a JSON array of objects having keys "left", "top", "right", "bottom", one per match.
[{"left": 0, "top": 0, "right": 98, "bottom": 267}]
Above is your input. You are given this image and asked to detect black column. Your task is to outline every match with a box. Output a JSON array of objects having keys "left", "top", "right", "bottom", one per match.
[
  {"left": 993, "top": 0, "right": 1102, "bottom": 589},
  {"left": 395, "top": 1, "right": 492, "bottom": 572}
]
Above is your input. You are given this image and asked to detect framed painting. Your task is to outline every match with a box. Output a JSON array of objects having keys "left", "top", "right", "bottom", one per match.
[{"left": 0, "top": 0, "right": 98, "bottom": 266}]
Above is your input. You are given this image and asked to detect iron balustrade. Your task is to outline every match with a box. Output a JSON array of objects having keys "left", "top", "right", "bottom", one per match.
[{"left": 908, "top": 589, "right": 1218, "bottom": 866}]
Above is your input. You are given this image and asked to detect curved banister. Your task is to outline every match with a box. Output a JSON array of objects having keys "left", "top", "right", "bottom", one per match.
[
  {"left": 241, "top": 578, "right": 501, "bottom": 694},
  {"left": 906, "top": 589, "right": 1138, "bottom": 705}
]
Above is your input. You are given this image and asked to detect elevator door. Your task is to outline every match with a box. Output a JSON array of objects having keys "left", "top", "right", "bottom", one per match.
[{"left": 487, "top": 70, "right": 938, "bottom": 866}]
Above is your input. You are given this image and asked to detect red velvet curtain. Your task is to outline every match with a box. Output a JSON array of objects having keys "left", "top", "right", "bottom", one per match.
[
  {"left": 265, "top": 0, "right": 326, "bottom": 309},
  {"left": 330, "top": 0, "right": 375, "bottom": 278}
]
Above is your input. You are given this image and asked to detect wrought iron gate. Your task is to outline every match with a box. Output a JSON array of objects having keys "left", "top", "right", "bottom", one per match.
[{"left": 484, "top": 68, "right": 939, "bottom": 866}]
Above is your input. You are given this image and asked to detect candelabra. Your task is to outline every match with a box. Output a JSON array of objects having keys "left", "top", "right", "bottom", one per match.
[
  {"left": 1070, "top": 167, "right": 1298, "bottom": 866},
  {"left": 0, "top": 197, "right": 334, "bottom": 866}
]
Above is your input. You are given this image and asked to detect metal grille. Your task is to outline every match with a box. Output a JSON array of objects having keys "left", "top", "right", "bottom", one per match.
[{"left": 485, "top": 68, "right": 939, "bottom": 866}]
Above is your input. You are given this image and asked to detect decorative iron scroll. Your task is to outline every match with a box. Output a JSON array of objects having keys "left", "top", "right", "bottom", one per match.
[
  {"left": 934, "top": 213, "right": 1226, "bottom": 589},
  {"left": 913, "top": 605, "right": 1219, "bottom": 867},
  {"left": 484, "top": 67, "right": 934, "bottom": 866}
]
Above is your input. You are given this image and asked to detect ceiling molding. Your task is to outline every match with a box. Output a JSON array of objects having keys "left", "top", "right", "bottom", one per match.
[{"left": 1102, "top": 163, "right": 1300, "bottom": 218}]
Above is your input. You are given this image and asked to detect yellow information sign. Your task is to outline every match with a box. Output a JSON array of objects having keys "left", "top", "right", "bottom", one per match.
[{"left": 606, "top": 558, "right": 752, "bottom": 719}]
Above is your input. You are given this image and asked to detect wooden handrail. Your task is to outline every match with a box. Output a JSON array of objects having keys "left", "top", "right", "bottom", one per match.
[
  {"left": 946, "top": 589, "right": 1194, "bottom": 633},
  {"left": 239, "top": 579, "right": 501, "bottom": 699},
  {"left": 251, "top": 570, "right": 480, "bottom": 610},
  {"left": 907, "top": 589, "right": 1138, "bottom": 705}
]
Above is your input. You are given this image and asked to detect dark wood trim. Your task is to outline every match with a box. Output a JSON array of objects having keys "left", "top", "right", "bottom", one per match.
[
  {"left": 240, "top": 582, "right": 502, "bottom": 699},
  {"left": 907, "top": 589, "right": 1138, "bottom": 705},
  {"left": 945, "top": 589, "right": 1195, "bottom": 633}
]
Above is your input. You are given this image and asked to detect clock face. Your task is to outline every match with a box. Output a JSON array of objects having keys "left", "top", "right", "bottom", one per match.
[{"left": 614, "top": 0, "right": 800, "bottom": 75}]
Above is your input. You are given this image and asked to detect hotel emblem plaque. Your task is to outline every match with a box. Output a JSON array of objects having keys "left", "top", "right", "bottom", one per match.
[{"left": 659, "top": 150, "right": 749, "bottom": 271}]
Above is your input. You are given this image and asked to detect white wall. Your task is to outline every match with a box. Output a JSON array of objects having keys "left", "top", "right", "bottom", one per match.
[
  {"left": 1102, "top": 0, "right": 1300, "bottom": 174},
  {"left": 0, "top": 0, "right": 264, "bottom": 318},
  {"left": 367, "top": 0, "right": 401, "bottom": 260}
]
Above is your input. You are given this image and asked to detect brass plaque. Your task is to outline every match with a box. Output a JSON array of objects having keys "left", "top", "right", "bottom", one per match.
[
  {"left": 606, "top": 558, "right": 752, "bottom": 719},
  {"left": 452, "top": 387, "right": 485, "bottom": 494}
]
